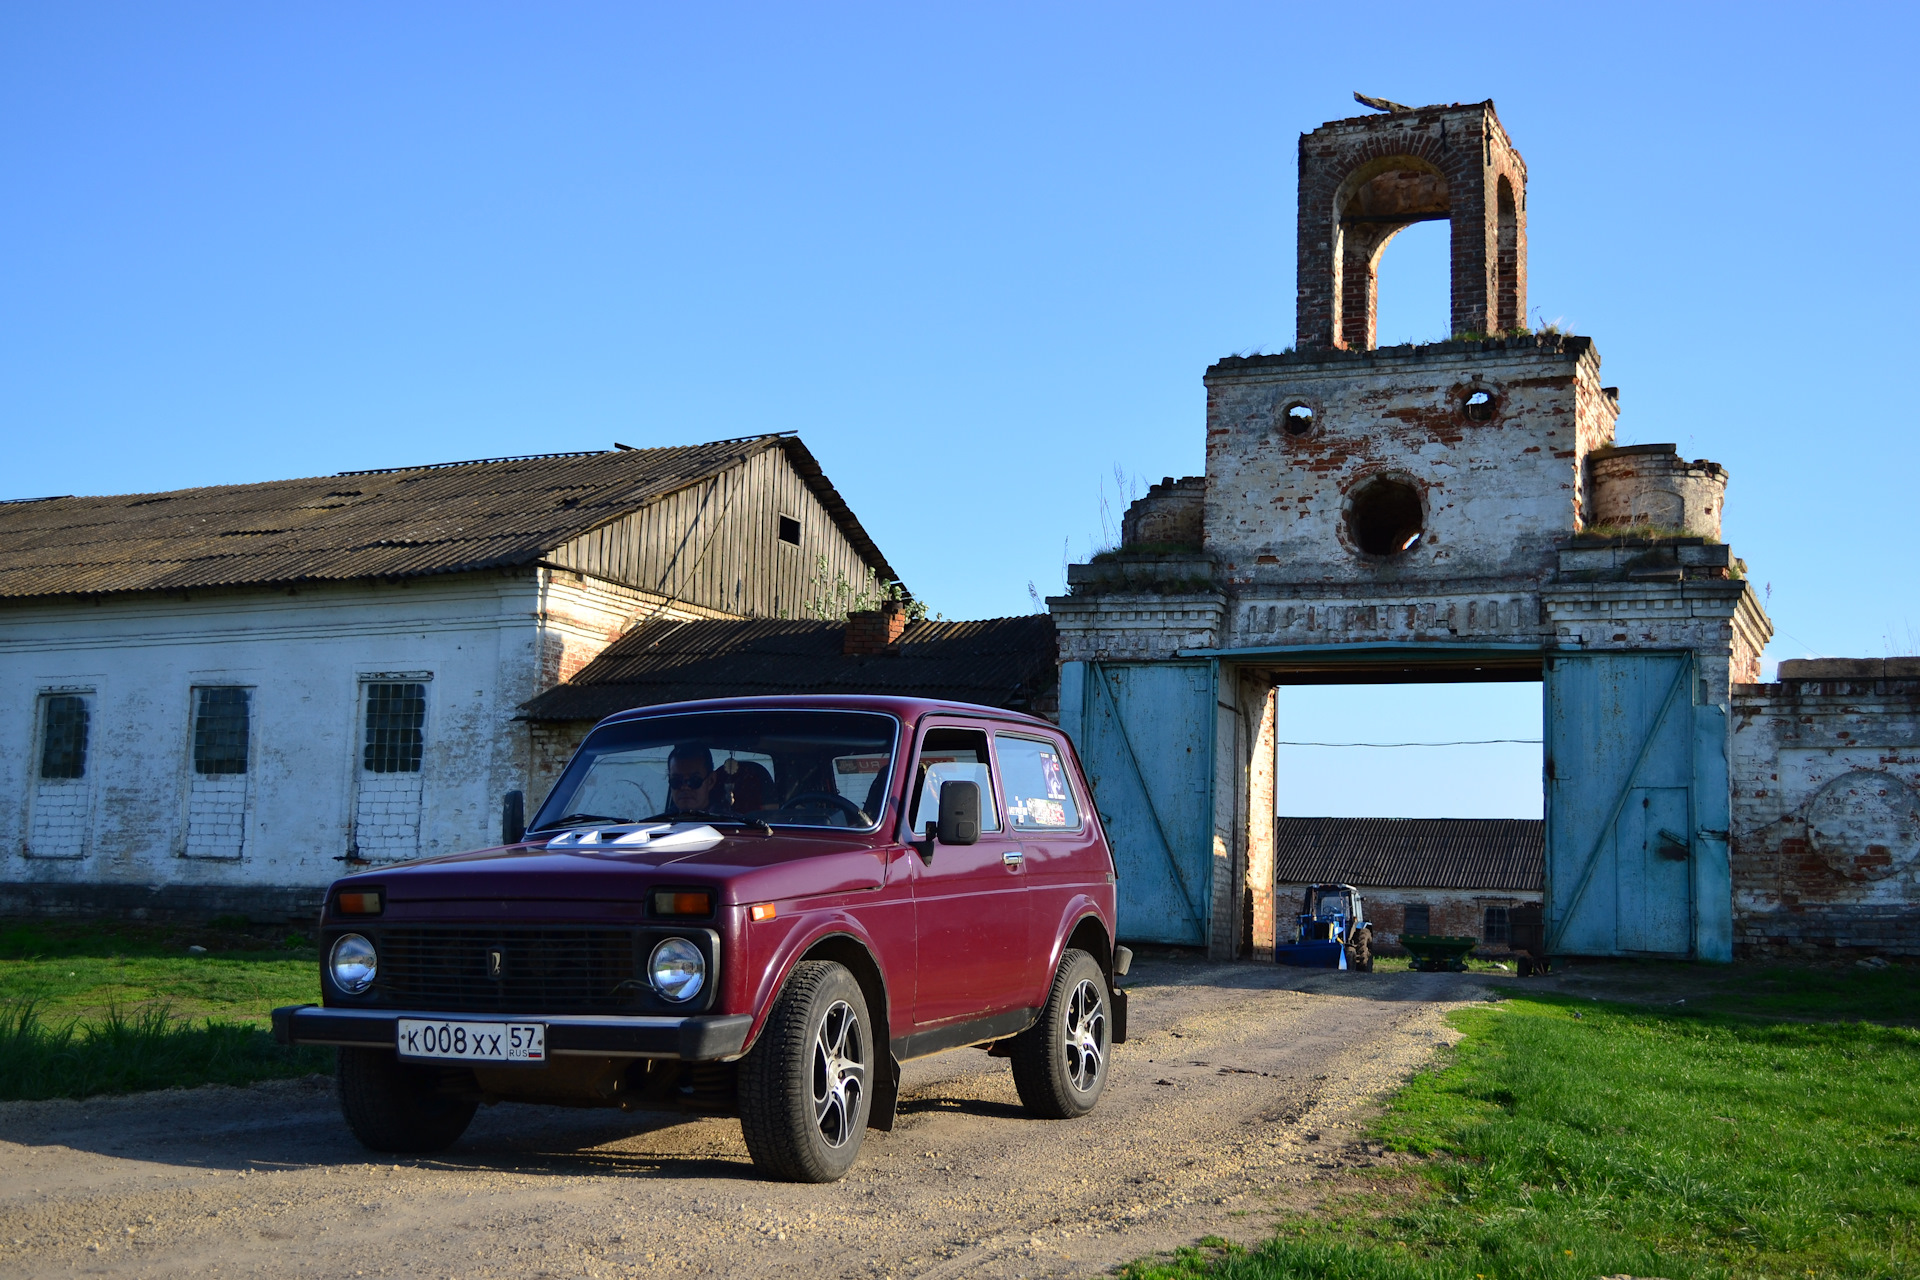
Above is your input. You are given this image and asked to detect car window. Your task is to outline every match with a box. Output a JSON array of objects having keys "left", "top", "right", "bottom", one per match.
[
  {"left": 529, "top": 709, "right": 897, "bottom": 831},
  {"left": 908, "top": 727, "right": 1001, "bottom": 834},
  {"left": 995, "top": 734, "right": 1081, "bottom": 831}
]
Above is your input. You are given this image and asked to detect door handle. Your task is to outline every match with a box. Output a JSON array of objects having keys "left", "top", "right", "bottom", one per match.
[{"left": 1002, "top": 849, "right": 1024, "bottom": 867}]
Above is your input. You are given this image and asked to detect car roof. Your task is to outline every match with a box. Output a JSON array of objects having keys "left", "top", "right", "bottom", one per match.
[{"left": 595, "top": 692, "right": 1061, "bottom": 732}]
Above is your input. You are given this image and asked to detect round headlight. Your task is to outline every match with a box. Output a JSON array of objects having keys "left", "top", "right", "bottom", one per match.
[
  {"left": 329, "top": 933, "right": 377, "bottom": 995},
  {"left": 648, "top": 937, "right": 706, "bottom": 1003}
]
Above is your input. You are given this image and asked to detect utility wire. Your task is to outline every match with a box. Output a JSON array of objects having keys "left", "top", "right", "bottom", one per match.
[{"left": 1276, "top": 738, "right": 1542, "bottom": 748}]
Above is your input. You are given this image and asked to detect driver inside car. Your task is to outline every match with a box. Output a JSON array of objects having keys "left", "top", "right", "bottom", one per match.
[
  {"left": 665, "top": 744, "right": 723, "bottom": 816},
  {"left": 665, "top": 744, "right": 770, "bottom": 818}
]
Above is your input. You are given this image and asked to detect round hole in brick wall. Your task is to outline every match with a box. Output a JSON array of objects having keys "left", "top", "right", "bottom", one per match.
[
  {"left": 1282, "top": 403, "right": 1316, "bottom": 436},
  {"left": 1463, "top": 389, "right": 1496, "bottom": 422},
  {"left": 1347, "top": 478, "right": 1425, "bottom": 556}
]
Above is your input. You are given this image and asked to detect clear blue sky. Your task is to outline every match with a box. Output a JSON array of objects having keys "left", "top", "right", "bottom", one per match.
[{"left": 4, "top": 5, "right": 1914, "bottom": 815}]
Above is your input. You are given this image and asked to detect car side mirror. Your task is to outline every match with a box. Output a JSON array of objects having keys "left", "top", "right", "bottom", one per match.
[{"left": 936, "top": 780, "right": 981, "bottom": 846}]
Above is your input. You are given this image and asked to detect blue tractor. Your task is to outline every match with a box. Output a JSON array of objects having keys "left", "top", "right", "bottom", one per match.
[{"left": 1274, "top": 883, "right": 1374, "bottom": 971}]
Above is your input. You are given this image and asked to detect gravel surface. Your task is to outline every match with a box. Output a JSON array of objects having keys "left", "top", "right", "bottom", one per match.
[{"left": 0, "top": 957, "right": 1495, "bottom": 1278}]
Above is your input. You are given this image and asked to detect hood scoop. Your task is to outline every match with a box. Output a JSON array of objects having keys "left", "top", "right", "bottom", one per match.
[{"left": 543, "top": 822, "right": 724, "bottom": 853}]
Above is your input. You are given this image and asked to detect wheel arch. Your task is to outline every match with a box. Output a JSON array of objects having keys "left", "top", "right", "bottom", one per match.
[
  {"left": 791, "top": 931, "right": 900, "bottom": 1133},
  {"left": 1063, "top": 911, "right": 1113, "bottom": 980}
]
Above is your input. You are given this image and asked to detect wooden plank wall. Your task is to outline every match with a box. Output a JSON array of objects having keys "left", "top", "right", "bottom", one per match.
[{"left": 544, "top": 446, "right": 885, "bottom": 618}]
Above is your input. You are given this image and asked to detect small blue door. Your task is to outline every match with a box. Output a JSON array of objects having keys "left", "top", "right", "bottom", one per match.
[
  {"left": 1545, "top": 651, "right": 1697, "bottom": 956},
  {"left": 1074, "top": 662, "right": 1213, "bottom": 945}
]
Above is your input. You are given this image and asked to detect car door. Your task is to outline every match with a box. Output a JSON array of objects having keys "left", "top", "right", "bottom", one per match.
[
  {"left": 993, "top": 731, "right": 1097, "bottom": 997},
  {"left": 907, "top": 721, "right": 1032, "bottom": 1027}
]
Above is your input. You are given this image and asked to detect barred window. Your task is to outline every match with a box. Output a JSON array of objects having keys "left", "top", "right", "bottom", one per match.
[
  {"left": 1402, "top": 904, "right": 1430, "bottom": 936},
  {"left": 192, "top": 687, "right": 251, "bottom": 775},
  {"left": 1483, "top": 905, "right": 1510, "bottom": 946},
  {"left": 363, "top": 682, "right": 426, "bottom": 773},
  {"left": 40, "top": 695, "right": 89, "bottom": 779}
]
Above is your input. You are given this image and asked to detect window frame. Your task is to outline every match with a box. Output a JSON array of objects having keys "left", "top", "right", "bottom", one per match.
[
  {"left": 359, "top": 678, "right": 430, "bottom": 776},
  {"left": 190, "top": 685, "right": 253, "bottom": 777},
  {"left": 37, "top": 691, "right": 91, "bottom": 780},
  {"left": 1401, "top": 903, "right": 1432, "bottom": 937},
  {"left": 25, "top": 686, "right": 97, "bottom": 861},
  {"left": 1482, "top": 904, "right": 1511, "bottom": 947},
  {"left": 902, "top": 721, "right": 1004, "bottom": 839}
]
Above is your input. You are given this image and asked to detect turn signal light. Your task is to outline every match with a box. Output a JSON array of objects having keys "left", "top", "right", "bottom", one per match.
[
  {"left": 336, "top": 890, "right": 383, "bottom": 916},
  {"left": 749, "top": 903, "right": 776, "bottom": 922},
  {"left": 652, "top": 890, "right": 714, "bottom": 917}
]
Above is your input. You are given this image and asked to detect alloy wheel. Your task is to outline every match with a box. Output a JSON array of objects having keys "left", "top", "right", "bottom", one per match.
[
  {"left": 1063, "top": 978, "right": 1105, "bottom": 1092},
  {"left": 811, "top": 999, "right": 865, "bottom": 1147}
]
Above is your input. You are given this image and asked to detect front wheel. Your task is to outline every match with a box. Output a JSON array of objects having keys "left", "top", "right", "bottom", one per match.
[
  {"left": 1348, "top": 927, "right": 1374, "bottom": 972},
  {"left": 737, "top": 960, "right": 874, "bottom": 1182},
  {"left": 336, "top": 1048, "right": 477, "bottom": 1154},
  {"left": 1010, "top": 948, "right": 1111, "bottom": 1119}
]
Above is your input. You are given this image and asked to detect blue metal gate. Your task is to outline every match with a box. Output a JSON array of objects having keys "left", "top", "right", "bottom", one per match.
[
  {"left": 1070, "top": 661, "right": 1215, "bottom": 945},
  {"left": 1545, "top": 651, "right": 1728, "bottom": 958}
]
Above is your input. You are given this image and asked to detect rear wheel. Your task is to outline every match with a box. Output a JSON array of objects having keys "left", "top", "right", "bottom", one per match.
[
  {"left": 738, "top": 960, "right": 873, "bottom": 1182},
  {"left": 336, "top": 1048, "right": 477, "bottom": 1154},
  {"left": 1010, "top": 949, "right": 1111, "bottom": 1119}
]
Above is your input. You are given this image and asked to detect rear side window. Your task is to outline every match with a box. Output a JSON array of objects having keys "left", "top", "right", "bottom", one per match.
[
  {"left": 909, "top": 727, "right": 1000, "bottom": 834},
  {"left": 995, "top": 735, "right": 1081, "bottom": 830}
]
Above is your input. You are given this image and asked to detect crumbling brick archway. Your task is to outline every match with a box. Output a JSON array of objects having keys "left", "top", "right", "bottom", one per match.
[{"left": 1297, "top": 101, "right": 1529, "bottom": 350}]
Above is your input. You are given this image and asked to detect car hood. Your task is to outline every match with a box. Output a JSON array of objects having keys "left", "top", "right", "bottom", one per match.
[{"left": 346, "top": 828, "right": 889, "bottom": 905}]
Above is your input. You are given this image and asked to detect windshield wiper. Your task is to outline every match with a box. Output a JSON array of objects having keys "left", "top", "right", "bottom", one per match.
[{"left": 641, "top": 810, "right": 772, "bottom": 835}]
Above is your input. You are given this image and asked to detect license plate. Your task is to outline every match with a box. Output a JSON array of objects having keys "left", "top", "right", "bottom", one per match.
[{"left": 395, "top": 1018, "right": 546, "bottom": 1064}]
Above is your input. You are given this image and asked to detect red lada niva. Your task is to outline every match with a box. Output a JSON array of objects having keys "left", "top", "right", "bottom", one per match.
[{"left": 275, "top": 695, "right": 1129, "bottom": 1182}]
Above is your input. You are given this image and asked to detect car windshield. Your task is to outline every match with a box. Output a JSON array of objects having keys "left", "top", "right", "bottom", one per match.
[{"left": 528, "top": 710, "right": 898, "bottom": 833}]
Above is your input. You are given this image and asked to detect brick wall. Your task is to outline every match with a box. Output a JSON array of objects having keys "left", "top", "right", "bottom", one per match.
[
  {"left": 1731, "top": 661, "right": 1920, "bottom": 955},
  {"left": 1121, "top": 477, "right": 1206, "bottom": 549},
  {"left": 28, "top": 776, "right": 89, "bottom": 858},
  {"left": 1276, "top": 883, "right": 1542, "bottom": 954},
  {"left": 352, "top": 771, "right": 425, "bottom": 862},
  {"left": 1295, "top": 102, "right": 1528, "bottom": 351},
  {"left": 183, "top": 773, "right": 248, "bottom": 859}
]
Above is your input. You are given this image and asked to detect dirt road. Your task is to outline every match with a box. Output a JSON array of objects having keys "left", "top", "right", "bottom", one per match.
[{"left": 0, "top": 958, "right": 1492, "bottom": 1279}]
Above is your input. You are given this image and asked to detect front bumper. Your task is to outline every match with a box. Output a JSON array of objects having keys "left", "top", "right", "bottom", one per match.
[{"left": 272, "top": 1005, "right": 754, "bottom": 1061}]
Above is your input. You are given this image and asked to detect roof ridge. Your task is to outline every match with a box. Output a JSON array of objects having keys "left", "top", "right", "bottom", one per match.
[{"left": 336, "top": 435, "right": 795, "bottom": 478}]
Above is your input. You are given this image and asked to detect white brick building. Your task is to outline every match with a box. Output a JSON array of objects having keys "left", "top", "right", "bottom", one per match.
[{"left": 0, "top": 436, "right": 899, "bottom": 921}]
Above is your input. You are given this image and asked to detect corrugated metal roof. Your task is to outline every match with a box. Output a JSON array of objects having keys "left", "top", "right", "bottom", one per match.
[
  {"left": 521, "top": 615, "right": 1058, "bottom": 721},
  {"left": 0, "top": 436, "right": 898, "bottom": 600},
  {"left": 1272, "top": 817, "right": 1543, "bottom": 892}
]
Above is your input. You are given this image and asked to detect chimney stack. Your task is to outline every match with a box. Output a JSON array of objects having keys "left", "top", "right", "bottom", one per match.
[{"left": 843, "top": 602, "right": 907, "bottom": 655}]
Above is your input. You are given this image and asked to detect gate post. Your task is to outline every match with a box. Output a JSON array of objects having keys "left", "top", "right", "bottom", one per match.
[{"left": 1245, "top": 678, "right": 1278, "bottom": 960}]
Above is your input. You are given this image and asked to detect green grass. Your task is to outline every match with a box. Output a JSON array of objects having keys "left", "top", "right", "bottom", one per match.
[
  {"left": 0, "top": 919, "right": 320, "bottom": 1025},
  {"left": 0, "top": 919, "right": 328, "bottom": 1101},
  {"left": 1124, "top": 980, "right": 1920, "bottom": 1280},
  {"left": 0, "top": 1001, "right": 331, "bottom": 1101}
]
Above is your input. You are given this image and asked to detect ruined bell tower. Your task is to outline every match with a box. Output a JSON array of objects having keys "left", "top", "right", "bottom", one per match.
[
  {"left": 1297, "top": 100, "right": 1527, "bottom": 352},
  {"left": 1051, "top": 99, "right": 1773, "bottom": 966}
]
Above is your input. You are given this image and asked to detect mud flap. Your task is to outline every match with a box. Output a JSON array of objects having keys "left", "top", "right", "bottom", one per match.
[
  {"left": 868, "top": 1053, "right": 902, "bottom": 1132},
  {"left": 1111, "top": 986, "right": 1128, "bottom": 1044}
]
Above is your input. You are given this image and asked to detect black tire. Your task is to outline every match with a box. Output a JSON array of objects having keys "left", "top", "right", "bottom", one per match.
[
  {"left": 1348, "top": 928, "right": 1374, "bottom": 973},
  {"left": 1010, "top": 949, "right": 1111, "bottom": 1120},
  {"left": 1517, "top": 955, "right": 1535, "bottom": 978},
  {"left": 738, "top": 960, "right": 873, "bottom": 1183},
  {"left": 336, "top": 1048, "right": 477, "bottom": 1154}
]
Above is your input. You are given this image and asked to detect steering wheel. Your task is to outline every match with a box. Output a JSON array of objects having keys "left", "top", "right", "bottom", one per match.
[{"left": 776, "top": 791, "right": 868, "bottom": 824}]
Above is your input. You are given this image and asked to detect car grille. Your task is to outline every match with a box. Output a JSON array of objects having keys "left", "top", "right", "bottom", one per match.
[{"left": 375, "top": 927, "right": 645, "bottom": 1014}]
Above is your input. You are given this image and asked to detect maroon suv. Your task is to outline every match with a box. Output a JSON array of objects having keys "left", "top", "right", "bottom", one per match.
[{"left": 275, "top": 695, "right": 1128, "bottom": 1182}]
